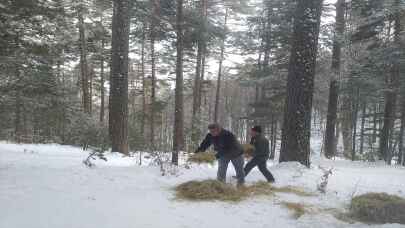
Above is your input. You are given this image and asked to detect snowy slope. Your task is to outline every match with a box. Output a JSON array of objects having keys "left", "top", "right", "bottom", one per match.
[{"left": 1, "top": 142, "right": 405, "bottom": 228}]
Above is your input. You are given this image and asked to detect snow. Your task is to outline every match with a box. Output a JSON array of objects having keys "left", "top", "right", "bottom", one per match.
[{"left": 1, "top": 142, "right": 405, "bottom": 228}]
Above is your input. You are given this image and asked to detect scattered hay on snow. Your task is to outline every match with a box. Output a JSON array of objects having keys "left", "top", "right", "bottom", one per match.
[
  {"left": 175, "top": 180, "right": 314, "bottom": 202},
  {"left": 280, "top": 201, "right": 314, "bottom": 219},
  {"left": 187, "top": 152, "right": 216, "bottom": 164},
  {"left": 349, "top": 193, "right": 405, "bottom": 224},
  {"left": 272, "top": 185, "right": 317, "bottom": 197}
]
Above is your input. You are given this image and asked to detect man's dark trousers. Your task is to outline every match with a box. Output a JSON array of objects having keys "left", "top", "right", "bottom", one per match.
[
  {"left": 217, "top": 154, "right": 245, "bottom": 184},
  {"left": 244, "top": 156, "right": 275, "bottom": 182}
]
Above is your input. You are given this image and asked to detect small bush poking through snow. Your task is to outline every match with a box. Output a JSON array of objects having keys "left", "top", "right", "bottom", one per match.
[
  {"left": 350, "top": 193, "right": 405, "bottom": 224},
  {"left": 187, "top": 152, "right": 216, "bottom": 164}
]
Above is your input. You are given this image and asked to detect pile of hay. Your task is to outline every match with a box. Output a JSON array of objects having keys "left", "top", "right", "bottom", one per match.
[
  {"left": 188, "top": 152, "right": 216, "bottom": 164},
  {"left": 350, "top": 193, "right": 405, "bottom": 224},
  {"left": 175, "top": 180, "right": 245, "bottom": 201},
  {"left": 242, "top": 144, "right": 255, "bottom": 158}
]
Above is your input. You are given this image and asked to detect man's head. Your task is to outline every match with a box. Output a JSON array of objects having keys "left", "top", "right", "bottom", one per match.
[
  {"left": 251, "top": 125, "right": 262, "bottom": 137},
  {"left": 208, "top": 123, "right": 222, "bottom": 136}
]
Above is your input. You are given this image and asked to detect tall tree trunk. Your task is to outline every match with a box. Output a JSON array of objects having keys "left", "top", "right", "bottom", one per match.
[
  {"left": 78, "top": 8, "right": 90, "bottom": 114},
  {"left": 360, "top": 102, "right": 367, "bottom": 155},
  {"left": 141, "top": 23, "right": 146, "bottom": 139},
  {"left": 172, "top": 0, "right": 185, "bottom": 165},
  {"left": 150, "top": 0, "right": 159, "bottom": 149},
  {"left": 372, "top": 103, "right": 378, "bottom": 143},
  {"left": 341, "top": 97, "right": 353, "bottom": 158},
  {"left": 263, "top": 3, "right": 272, "bottom": 67},
  {"left": 15, "top": 90, "right": 22, "bottom": 143},
  {"left": 351, "top": 87, "right": 360, "bottom": 161},
  {"left": 89, "top": 65, "right": 93, "bottom": 114},
  {"left": 109, "top": 0, "right": 131, "bottom": 154},
  {"left": 214, "top": 8, "right": 228, "bottom": 124},
  {"left": 399, "top": 98, "right": 405, "bottom": 165},
  {"left": 380, "top": 5, "right": 401, "bottom": 164},
  {"left": 279, "top": 0, "right": 323, "bottom": 167},
  {"left": 324, "top": 0, "right": 345, "bottom": 159},
  {"left": 270, "top": 114, "right": 277, "bottom": 160},
  {"left": 191, "top": 0, "right": 206, "bottom": 146},
  {"left": 100, "top": 38, "right": 105, "bottom": 123}
]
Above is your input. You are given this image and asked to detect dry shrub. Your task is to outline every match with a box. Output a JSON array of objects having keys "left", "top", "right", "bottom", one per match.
[
  {"left": 242, "top": 144, "right": 255, "bottom": 158},
  {"left": 188, "top": 152, "right": 216, "bottom": 164},
  {"left": 281, "top": 201, "right": 313, "bottom": 219},
  {"left": 350, "top": 193, "right": 405, "bottom": 224}
]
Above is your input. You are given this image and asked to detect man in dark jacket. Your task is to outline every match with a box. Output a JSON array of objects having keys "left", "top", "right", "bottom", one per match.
[
  {"left": 195, "top": 123, "right": 245, "bottom": 185},
  {"left": 244, "top": 126, "right": 275, "bottom": 182}
]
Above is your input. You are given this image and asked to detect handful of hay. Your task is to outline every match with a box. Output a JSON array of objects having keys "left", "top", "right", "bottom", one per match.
[
  {"left": 188, "top": 152, "right": 216, "bottom": 164},
  {"left": 243, "top": 144, "right": 255, "bottom": 158},
  {"left": 350, "top": 193, "right": 405, "bottom": 224}
]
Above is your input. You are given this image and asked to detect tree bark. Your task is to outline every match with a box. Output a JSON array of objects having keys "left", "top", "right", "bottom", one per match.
[
  {"left": 109, "top": 0, "right": 131, "bottom": 154},
  {"left": 279, "top": 0, "right": 323, "bottom": 167},
  {"left": 172, "top": 0, "right": 185, "bottom": 165},
  {"left": 214, "top": 8, "right": 228, "bottom": 124}
]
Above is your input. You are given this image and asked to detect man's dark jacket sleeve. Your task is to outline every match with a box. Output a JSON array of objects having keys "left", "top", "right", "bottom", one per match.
[{"left": 196, "top": 133, "right": 212, "bottom": 152}]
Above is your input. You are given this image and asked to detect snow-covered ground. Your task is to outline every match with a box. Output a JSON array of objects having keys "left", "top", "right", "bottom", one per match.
[{"left": 1, "top": 142, "right": 405, "bottom": 228}]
